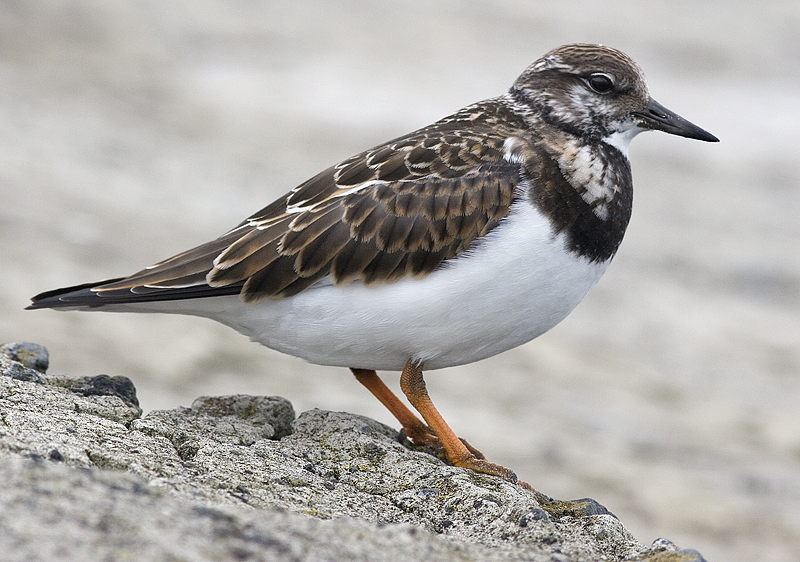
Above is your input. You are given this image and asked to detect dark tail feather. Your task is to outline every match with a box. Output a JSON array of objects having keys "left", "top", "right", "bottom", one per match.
[
  {"left": 27, "top": 278, "right": 244, "bottom": 310},
  {"left": 27, "top": 279, "right": 123, "bottom": 309}
]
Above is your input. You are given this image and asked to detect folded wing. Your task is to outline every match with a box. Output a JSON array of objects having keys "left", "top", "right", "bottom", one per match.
[{"left": 29, "top": 124, "right": 521, "bottom": 309}]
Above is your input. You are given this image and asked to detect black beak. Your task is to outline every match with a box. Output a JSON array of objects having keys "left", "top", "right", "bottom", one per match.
[{"left": 634, "top": 98, "right": 719, "bottom": 142}]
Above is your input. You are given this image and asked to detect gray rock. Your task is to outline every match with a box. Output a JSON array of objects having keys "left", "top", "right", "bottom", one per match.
[
  {"left": 0, "top": 341, "right": 49, "bottom": 373},
  {"left": 54, "top": 373, "right": 140, "bottom": 408},
  {"left": 0, "top": 342, "right": 707, "bottom": 562}
]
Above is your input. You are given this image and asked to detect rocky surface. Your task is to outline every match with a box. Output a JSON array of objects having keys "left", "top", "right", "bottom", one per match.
[{"left": 0, "top": 343, "right": 706, "bottom": 562}]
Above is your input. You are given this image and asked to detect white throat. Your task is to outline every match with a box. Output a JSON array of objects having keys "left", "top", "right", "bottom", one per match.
[{"left": 602, "top": 126, "right": 644, "bottom": 158}]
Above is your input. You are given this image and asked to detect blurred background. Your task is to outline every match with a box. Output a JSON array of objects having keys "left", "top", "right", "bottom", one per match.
[{"left": 2, "top": 1, "right": 798, "bottom": 560}]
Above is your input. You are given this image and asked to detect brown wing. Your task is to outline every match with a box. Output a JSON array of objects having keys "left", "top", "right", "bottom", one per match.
[{"left": 61, "top": 123, "right": 521, "bottom": 306}]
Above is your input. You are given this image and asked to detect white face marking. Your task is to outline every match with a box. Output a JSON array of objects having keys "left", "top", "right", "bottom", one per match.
[
  {"left": 602, "top": 124, "right": 645, "bottom": 158},
  {"left": 531, "top": 54, "right": 571, "bottom": 72}
]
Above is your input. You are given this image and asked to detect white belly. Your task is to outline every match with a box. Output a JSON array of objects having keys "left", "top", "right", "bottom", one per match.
[{"left": 125, "top": 200, "right": 610, "bottom": 371}]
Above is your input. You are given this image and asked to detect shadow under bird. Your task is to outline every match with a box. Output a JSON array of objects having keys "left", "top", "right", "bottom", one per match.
[{"left": 29, "top": 44, "right": 718, "bottom": 492}]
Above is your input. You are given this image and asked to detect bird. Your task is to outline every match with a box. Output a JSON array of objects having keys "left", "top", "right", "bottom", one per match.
[{"left": 28, "top": 44, "right": 718, "bottom": 491}]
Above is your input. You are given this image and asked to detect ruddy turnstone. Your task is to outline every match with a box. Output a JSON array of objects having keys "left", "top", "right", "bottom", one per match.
[{"left": 29, "top": 44, "right": 718, "bottom": 490}]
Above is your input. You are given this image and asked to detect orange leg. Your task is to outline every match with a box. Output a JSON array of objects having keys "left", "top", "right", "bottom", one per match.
[
  {"left": 351, "top": 368, "right": 485, "bottom": 458},
  {"left": 351, "top": 368, "right": 437, "bottom": 448},
  {"left": 353, "top": 364, "right": 547, "bottom": 496},
  {"left": 398, "top": 360, "right": 517, "bottom": 483}
]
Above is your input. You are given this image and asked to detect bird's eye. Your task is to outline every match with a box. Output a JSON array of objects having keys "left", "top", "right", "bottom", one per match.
[{"left": 587, "top": 73, "right": 614, "bottom": 94}]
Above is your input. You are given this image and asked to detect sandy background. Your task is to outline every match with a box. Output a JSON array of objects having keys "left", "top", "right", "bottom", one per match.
[{"left": 2, "top": 1, "right": 799, "bottom": 560}]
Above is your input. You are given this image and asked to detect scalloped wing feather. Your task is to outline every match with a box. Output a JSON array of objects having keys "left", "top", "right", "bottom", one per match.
[{"left": 80, "top": 121, "right": 525, "bottom": 305}]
